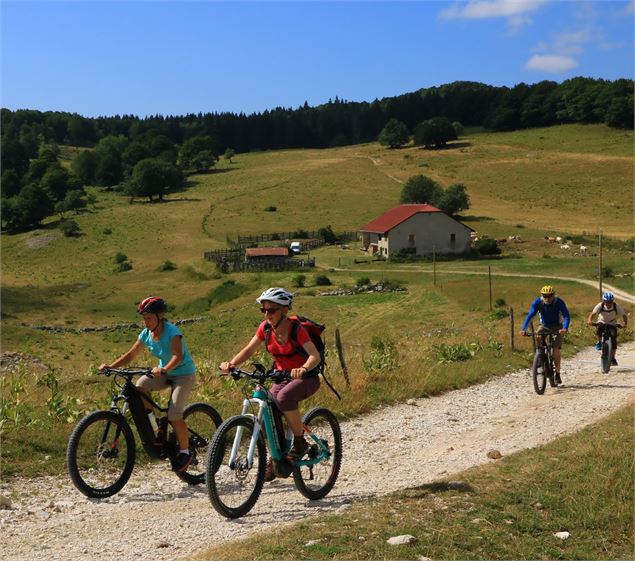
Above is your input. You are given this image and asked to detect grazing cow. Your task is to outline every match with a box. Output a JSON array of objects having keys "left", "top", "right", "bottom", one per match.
[
  {"left": 555, "top": 236, "right": 563, "bottom": 243},
  {"left": 560, "top": 244, "right": 570, "bottom": 250},
  {"left": 544, "top": 236, "right": 557, "bottom": 243},
  {"left": 579, "top": 245, "right": 588, "bottom": 254}
]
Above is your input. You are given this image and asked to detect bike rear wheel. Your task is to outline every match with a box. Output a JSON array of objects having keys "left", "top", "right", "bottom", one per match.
[
  {"left": 531, "top": 351, "right": 548, "bottom": 395},
  {"left": 206, "top": 415, "right": 266, "bottom": 519},
  {"left": 293, "top": 407, "right": 342, "bottom": 500},
  {"left": 175, "top": 402, "right": 223, "bottom": 485},
  {"left": 601, "top": 337, "right": 613, "bottom": 374},
  {"left": 67, "top": 410, "right": 135, "bottom": 498}
]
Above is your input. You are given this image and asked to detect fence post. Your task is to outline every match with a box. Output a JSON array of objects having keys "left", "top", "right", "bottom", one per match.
[
  {"left": 488, "top": 265, "right": 492, "bottom": 311},
  {"left": 510, "top": 306, "right": 514, "bottom": 351}
]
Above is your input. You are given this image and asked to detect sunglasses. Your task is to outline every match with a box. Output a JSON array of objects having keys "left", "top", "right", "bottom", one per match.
[
  {"left": 542, "top": 294, "right": 554, "bottom": 299},
  {"left": 260, "top": 306, "right": 281, "bottom": 314}
]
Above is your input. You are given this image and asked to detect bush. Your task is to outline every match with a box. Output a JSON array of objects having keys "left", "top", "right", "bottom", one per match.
[
  {"left": 157, "top": 260, "right": 177, "bottom": 272},
  {"left": 363, "top": 336, "right": 399, "bottom": 371},
  {"left": 264, "top": 206, "right": 277, "bottom": 212},
  {"left": 59, "top": 219, "right": 81, "bottom": 237},
  {"left": 356, "top": 276, "right": 371, "bottom": 287},
  {"left": 495, "top": 298, "right": 507, "bottom": 307},
  {"left": 433, "top": 343, "right": 477, "bottom": 363},
  {"left": 292, "top": 274, "right": 306, "bottom": 288},
  {"left": 474, "top": 238, "right": 501, "bottom": 255},
  {"left": 103, "top": 228, "right": 112, "bottom": 235},
  {"left": 114, "top": 252, "right": 128, "bottom": 264},
  {"left": 315, "top": 275, "right": 331, "bottom": 286},
  {"left": 114, "top": 261, "right": 132, "bottom": 272},
  {"left": 489, "top": 309, "right": 509, "bottom": 320},
  {"left": 293, "top": 229, "right": 309, "bottom": 239}
]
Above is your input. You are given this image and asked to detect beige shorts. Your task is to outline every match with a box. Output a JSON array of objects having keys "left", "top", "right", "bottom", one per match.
[{"left": 136, "top": 374, "right": 195, "bottom": 421}]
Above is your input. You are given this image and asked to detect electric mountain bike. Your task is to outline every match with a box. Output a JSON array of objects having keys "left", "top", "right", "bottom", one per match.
[
  {"left": 205, "top": 365, "right": 342, "bottom": 519},
  {"left": 67, "top": 367, "right": 222, "bottom": 498},
  {"left": 525, "top": 331, "right": 558, "bottom": 394}
]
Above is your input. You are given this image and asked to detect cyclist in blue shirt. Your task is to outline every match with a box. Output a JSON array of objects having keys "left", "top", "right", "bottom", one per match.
[
  {"left": 99, "top": 296, "right": 196, "bottom": 472},
  {"left": 520, "top": 285, "right": 570, "bottom": 385}
]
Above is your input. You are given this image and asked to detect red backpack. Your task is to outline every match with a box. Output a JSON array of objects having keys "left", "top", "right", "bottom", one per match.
[{"left": 264, "top": 315, "right": 341, "bottom": 399}]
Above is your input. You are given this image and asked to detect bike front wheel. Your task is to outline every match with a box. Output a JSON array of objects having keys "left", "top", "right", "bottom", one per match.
[
  {"left": 205, "top": 415, "right": 266, "bottom": 519},
  {"left": 293, "top": 407, "right": 342, "bottom": 500},
  {"left": 601, "top": 337, "right": 613, "bottom": 374},
  {"left": 67, "top": 410, "right": 136, "bottom": 498},
  {"left": 531, "top": 351, "right": 548, "bottom": 395},
  {"left": 175, "top": 402, "right": 223, "bottom": 485}
]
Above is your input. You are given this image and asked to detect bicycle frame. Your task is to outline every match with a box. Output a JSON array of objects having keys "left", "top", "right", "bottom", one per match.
[
  {"left": 228, "top": 374, "right": 331, "bottom": 470},
  {"left": 109, "top": 372, "right": 170, "bottom": 460}
]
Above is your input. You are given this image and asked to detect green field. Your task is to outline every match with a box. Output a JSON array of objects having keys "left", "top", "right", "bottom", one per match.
[{"left": 1, "top": 123, "right": 633, "bottom": 480}]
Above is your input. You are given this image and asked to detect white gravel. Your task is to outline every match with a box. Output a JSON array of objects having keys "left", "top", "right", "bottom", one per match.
[{"left": 1, "top": 342, "right": 634, "bottom": 561}]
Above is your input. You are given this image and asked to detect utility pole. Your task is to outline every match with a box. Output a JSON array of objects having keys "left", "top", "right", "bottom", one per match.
[{"left": 598, "top": 230, "right": 603, "bottom": 297}]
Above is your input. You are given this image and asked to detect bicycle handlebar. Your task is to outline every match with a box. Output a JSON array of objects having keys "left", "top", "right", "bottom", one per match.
[
  {"left": 591, "top": 323, "right": 623, "bottom": 328},
  {"left": 225, "top": 366, "right": 292, "bottom": 384},
  {"left": 100, "top": 366, "right": 153, "bottom": 378}
]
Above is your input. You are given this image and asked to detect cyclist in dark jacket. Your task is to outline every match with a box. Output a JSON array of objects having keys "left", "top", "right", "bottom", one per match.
[{"left": 520, "top": 285, "right": 571, "bottom": 385}]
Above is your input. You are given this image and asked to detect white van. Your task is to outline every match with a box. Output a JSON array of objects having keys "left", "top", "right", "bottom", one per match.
[{"left": 289, "top": 242, "right": 301, "bottom": 254}]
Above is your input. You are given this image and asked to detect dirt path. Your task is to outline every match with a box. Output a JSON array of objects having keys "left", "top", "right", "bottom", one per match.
[{"left": 1, "top": 342, "right": 634, "bottom": 561}]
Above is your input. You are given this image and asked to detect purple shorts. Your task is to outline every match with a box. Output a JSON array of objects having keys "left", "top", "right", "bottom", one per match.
[{"left": 270, "top": 376, "right": 320, "bottom": 411}]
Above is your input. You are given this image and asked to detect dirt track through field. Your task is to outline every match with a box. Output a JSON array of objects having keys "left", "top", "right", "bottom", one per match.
[{"left": 2, "top": 341, "right": 634, "bottom": 561}]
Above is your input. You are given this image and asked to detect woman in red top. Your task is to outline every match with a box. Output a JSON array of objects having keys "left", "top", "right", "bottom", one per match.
[{"left": 219, "top": 287, "right": 321, "bottom": 464}]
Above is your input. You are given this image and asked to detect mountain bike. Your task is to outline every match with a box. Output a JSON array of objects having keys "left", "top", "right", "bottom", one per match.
[
  {"left": 593, "top": 323, "right": 623, "bottom": 374},
  {"left": 205, "top": 365, "right": 342, "bottom": 519},
  {"left": 524, "top": 331, "right": 557, "bottom": 394},
  {"left": 67, "top": 367, "right": 222, "bottom": 498}
]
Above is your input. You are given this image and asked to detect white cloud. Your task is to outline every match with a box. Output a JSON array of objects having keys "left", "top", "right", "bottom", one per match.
[
  {"left": 552, "top": 28, "right": 591, "bottom": 55},
  {"left": 624, "top": 0, "right": 635, "bottom": 15},
  {"left": 524, "top": 54, "right": 578, "bottom": 72},
  {"left": 439, "top": 0, "right": 549, "bottom": 20}
]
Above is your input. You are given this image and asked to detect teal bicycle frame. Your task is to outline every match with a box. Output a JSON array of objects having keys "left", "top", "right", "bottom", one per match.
[{"left": 231, "top": 374, "right": 330, "bottom": 470}]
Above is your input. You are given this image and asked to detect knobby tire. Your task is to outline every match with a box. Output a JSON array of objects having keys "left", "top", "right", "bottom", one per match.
[
  {"left": 293, "top": 407, "right": 342, "bottom": 500},
  {"left": 205, "top": 415, "right": 266, "bottom": 519},
  {"left": 67, "top": 410, "right": 136, "bottom": 498}
]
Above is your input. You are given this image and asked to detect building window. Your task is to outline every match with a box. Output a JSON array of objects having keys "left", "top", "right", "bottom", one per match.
[
  {"left": 408, "top": 234, "right": 415, "bottom": 246},
  {"left": 450, "top": 233, "right": 456, "bottom": 246}
]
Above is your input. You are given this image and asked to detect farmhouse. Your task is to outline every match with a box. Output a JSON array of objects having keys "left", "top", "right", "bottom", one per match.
[{"left": 360, "top": 204, "right": 472, "bottom": 258}]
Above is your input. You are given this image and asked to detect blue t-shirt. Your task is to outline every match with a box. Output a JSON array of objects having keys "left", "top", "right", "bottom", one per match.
[
  {"left": 138, "top": 321, "right": 195, "bottom": 376},
  {"left": 521, "top": 296, "right": 571, "bottom": 331}
]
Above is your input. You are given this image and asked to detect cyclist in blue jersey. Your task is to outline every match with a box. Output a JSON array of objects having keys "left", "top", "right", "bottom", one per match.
[{"left": 520, "top": 285, "right": 570, "bottom": 385}]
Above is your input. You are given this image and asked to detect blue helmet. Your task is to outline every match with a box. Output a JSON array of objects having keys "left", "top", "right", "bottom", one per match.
[{"left": 602, "top": 291, "right": 615, "bottom": 303}]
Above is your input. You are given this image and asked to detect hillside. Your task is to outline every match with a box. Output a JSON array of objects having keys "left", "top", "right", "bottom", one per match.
[{"left": 1, "top": 123, "right": 633, "bottom": 480}]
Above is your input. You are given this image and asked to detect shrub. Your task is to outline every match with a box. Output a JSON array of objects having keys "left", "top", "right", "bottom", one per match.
[
  {"left": 264, "top": 206, "right": 277, "bottom": 212},
  {"left": 315, "top": 275, "right": 331, "bottom": 286},
  {"left": 495, "top": 298, "right": 507, "bottom": 307},
  {"left": 474, "top": 238, "right": 501, "bottom": 255},
  {"left": 103, "top": 228, "right": 112, "bottom": 235},
  {"left": 157, "top": 260, "right": 177, "bottom": 272},
  {"left": 293, "top": 229, "right": 309, "bottom": 239},
  {"left": 433, "top": 343, "right": 476, "bottom": 363},
  {"left": 356, "top": 276, "right": 371, "bottom": 287},
  {"left": 363, "top": 336, "right": 399, "bottom": 371},
  {"left": 114, "top": 261, "right": 132, "bottom": 272},
  {"left": 59, "top": 219, "right": 81, "bottom": 237},
  {"left": 489, "top": 309, "right": 509, "bottom": 320},
  {"left": 292, "top": 274, "right": 306, "bottom": 288},
  {"left": 114, "top": 252, "right": 128, "bottom": 264}
]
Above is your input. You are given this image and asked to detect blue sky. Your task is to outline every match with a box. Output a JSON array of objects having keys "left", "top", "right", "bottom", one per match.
[{"left": 2, "top": 1, "right": 633, "bottom": 118}]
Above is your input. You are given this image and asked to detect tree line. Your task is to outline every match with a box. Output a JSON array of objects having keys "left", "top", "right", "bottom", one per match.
[{"left": 1, "top": 77, "right": 632, "bottom": 231}]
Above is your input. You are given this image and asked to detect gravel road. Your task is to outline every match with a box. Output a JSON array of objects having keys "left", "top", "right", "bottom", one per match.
[{"left": 1, "top": 342, "right": 633, "bottom": 561}]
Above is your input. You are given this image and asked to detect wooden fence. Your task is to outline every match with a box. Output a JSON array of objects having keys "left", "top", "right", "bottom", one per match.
[
  {"left": 235, "top": 230, "right": 357, "bottom": 246},
  {"left": 216, "top": 257, "right": 315, "bottom": 273}
]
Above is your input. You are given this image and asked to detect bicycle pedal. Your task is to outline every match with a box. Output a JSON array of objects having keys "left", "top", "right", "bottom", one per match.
[{"left": 273, "top": 459, "right": 293, "bottom": 478}]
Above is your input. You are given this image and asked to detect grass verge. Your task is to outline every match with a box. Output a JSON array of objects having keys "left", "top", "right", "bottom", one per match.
[{"left": 192, "top": 404, "right": 634, "bottom": 561}]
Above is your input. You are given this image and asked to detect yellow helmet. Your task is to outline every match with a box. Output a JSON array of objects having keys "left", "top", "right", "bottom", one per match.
[{"left": 540, "top": 285, "right": 555, "bottom": 296}]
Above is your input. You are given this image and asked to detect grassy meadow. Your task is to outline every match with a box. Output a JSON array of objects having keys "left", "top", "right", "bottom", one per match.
[{"left": 1, "top": 123, "right": 633, "bottom": 480}]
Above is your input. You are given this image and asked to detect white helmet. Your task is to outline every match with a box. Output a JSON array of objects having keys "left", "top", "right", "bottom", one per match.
[{"left": 256, "top": 287, "right": 294, "bottom": 308}]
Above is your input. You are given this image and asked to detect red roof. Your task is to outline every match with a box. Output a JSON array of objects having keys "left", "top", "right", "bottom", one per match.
[
  {"left": 245, "top": 247, "right": 289, "bottom": 257},
  {"left": 361, "top": 204, "right": 442, "bottom": 233}
]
